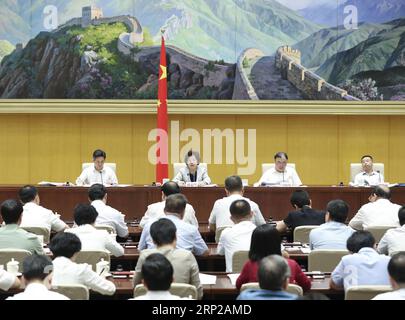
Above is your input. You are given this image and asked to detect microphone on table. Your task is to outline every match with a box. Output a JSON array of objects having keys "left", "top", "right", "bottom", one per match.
[
  {"left": 100, "top": 171, "right": 104, "bottom": 185},
  {"left": 377, "top": 170, "right": 381, "bottom": 184}
]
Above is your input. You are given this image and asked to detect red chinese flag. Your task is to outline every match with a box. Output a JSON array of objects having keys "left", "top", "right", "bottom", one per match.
[{"left": 156, "top": 36, "right": 168, "bottom": 183}]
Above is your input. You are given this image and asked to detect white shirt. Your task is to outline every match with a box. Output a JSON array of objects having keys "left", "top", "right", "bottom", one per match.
[
  {"left": 20, "top": 202, "right": 67, "bottom": 232},
  {"left": 130, "top": 290, "right": 188, "bottom": 300},
  {"left": 65, "top": 224, "right": 124, "bottom": 257},
  {"left": 76, "top": 165, "right": 118, "bottom": 186},
  {"left": 217, "top": 220, "right": 256, "bottom": 272},
  {"left": 139, "top": 201, "right": 198, "bottom": 228},
  {"left": 209, "top": 194, "right": 266, "bottom": 229},
  {"left": 354, "top": 171, "right": 384, "bottom": 186},
  {"left": 373, "top": 289, "right": 405, "bottom": 300},
  {"left": 378, "top": 225, "right": 405, "bottom": 256},
  {"left": 52, "top": 256, "right": 116, "bottom": 296},
  {"left": 91, "top": 200, "right": 129, "bottom": 238},
  {"left": 7, "top": 283, "right": 69, "bottom": 300},
  {"left": 257, "top": 167, "right": 302, "bottom": 186},
  {"left": 349, "top": 198, "right": 401, "bottom": 230},
  {"left": 0, "top": 269, "right": 17, "bottom": 291}
]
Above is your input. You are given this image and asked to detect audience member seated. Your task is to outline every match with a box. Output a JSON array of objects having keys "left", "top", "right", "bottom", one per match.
[
  {"left": 130, "top": 253, "right": 188, "bottom": 300},
  {"left": 373, "top": 252, "right": 405, "bottom": 300},
  {"left": 309, "top": 200, "right": 354, "bottom": 250},
  {"left": 7, "top": 255, "right": 69, "bottom": 300},
  {"left": 378, "top": 207, "right": 405, "bottom": 256},
  {"left": 209, "top": 176, "right": 265, "bottom": 233},
  {"left": 139, "top": 194, "right": 208, "bottom": 256},
  {"left": 0, "top": 269, "right": 20, "bottom": 292},
  {"left": 50, "top": 232, "right": 116, "bottom": 296},
  {"left": 133, "top": 218, "right": 202, "bottom": 299},
  {"left": 237, "top": 255, "right": 298, "bottom": 300},
  {"left": 330, "top": 231, "right": 390, "bottom": 291},
  {"left": 236, "top": 224, "right": 311, "bottom": 291},
  {"left": 66, "top": 204, "right": 124, "bottom": 257},
  {"left": 140, "top": 181, "right": 198, "bottom": 229},
  {"left": 172, "top": 150, "right": 211, "bottom": 186},
  {"left": 88, "top": 184, "right": 128, "bottom": 238},
  {"left": 349, "top": 186, "right": 401, "bottom": 230},
  {"left": 0, "top": 199, "right": 43, "bottom": 254},
  {"left": 276, "top": 190, "right": 325, "bottom": 237},
  {"left": 19, "top": 185, "right": 68, "bottom": 233},
  {"left": 217, "top": 199, "right": 256, "bottom": 272}
]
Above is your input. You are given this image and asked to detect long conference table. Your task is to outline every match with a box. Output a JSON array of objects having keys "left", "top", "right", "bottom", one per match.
[{"left": 0, "top": 185, "right": 404, "bottom": 222}]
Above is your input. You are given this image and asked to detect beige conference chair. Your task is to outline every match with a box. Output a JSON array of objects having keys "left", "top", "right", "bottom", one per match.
[
  {"left": 173, "top": 163, "right": 208, "bottom": 177},
  {"left": 293, "top": 225, "right": 319, "bottom": 244},
  {"left": 240, "top": 282, "right": 303, "bottom": 296},
  {"left": 308, "top": 249, "right": 349, "bottom": 272},
  {"left": 364, "top": 226, "right": 396, "bottom": 243},
  {"left": 133, "top": 283, "right": 198, "bottom": 299},
  {"left": 232, "top": 250, "right": 249, "bottom": 273},
  {"left": 94, "top": 224, "right": 116, "bottom": 235},
  {"left": 75, "top": 250, "right": 110, "bottom": 272},
  {"left": 345, "top": 285, "right": 392, "bottom": 300},
  {"left": 82, "top": 163, "right": 117, "bottom": 173},
  {"left": 0, "top": 249, "right": 32, "bottom": 272},
  {"left": 21, "top": 226, "right": 51, "bottom": 244},
  {"left": 52, "top": 284, "right": 90, "bottom": 300},
  {"left": 350, "top": 163, "right": 384, "bottom": 183},
  {"left": 215, "top": 226, "right": 231, "bottom": 243}
]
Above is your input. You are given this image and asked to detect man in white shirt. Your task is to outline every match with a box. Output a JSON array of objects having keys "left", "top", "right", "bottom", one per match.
[
  {"left": 140, "top": 181, "right": 198, "bottom": 229},
  {"left": 209, "top": 175, "right": 265, "bottom": 235},
  {"left": 7, "top": 255, "right": 69, "bottom": 300},
  {"left": 373, "top": 252, "right": 405, "bottom": 300},
  {"left": 76, "top": 149, "right": 118, "bottom": 186},
  {"left": 378, "top": 207, "right": 405, "bottom": 256},
  {"left": 217, "top": 199, "right": 257, "bottom": 272},
  {"left": 353, "top": 155, "right": 384, "bottom": 186},
  {"left": 131, "top": 253, "right": 187, "bottom": 300},
  {"left": 66, "top": 204, "right": 124, "bottom": 257},
  {"left": 256, "top": 152, "right": 302, "bottom": 186},
  {"left": 88, "top": 184, "right": 128, "bottom": 238},
  {"left": 19, "top": 185, "right": 68, "bottom": 232},
  {"left": 0, "top": 269, "right": 20, "bottom": 292},
  {"left": 349, "top": 186, "right": 401, "bottom": 230},
  {"left": 50, "top": 232, "right": 116, "bottom": 296}
]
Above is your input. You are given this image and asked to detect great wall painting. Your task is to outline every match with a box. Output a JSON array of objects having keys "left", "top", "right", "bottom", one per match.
[{"left": 0, "top": 0, "right": 404, "bottom": 101}]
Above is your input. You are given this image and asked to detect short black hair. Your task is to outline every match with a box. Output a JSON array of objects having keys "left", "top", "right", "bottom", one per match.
[
  {"left": 164, "top": 194, "right": 187, "bottom": 215},
  {"left": 161, "top": 181, "right": 180, "bottom": 197},
  {"left": 22, "top": 254, "right": 53, "bottom": 282},
  {"left": 150, "top": 218, "right": 176, "bottom": 246},
  {"left": 225, "top": 176, "right": 243, "bottom": 193},
  {"left": 398, "top": 207, "right": 405, "bottom": 226},
  {"left": 184, "top": 150, "right": 200, "bottom": 163},
  {"left": 142, "top": 253, "right": 173, "bottom": 291},
  {"left": 1, "top": 199, "right": 23, "bottom": 224},
  {"left": 373, "top": 185, "right": 391, "bottom": 199},
  {"left": 88, "top": 183, "right": 107, "bottom": 201},
  {"left": 290, "top": 190, "right": 310, "bottom": 208},
  {"left": 361, "top": 155, "right": 373, "bottom": 161},
  {"left": 229, "top": 199, "right": 251, "bottom": 219},
  {"left": 49, "top": 232, "right": 82, "bottom": 258},
  {"left": 93, "top": 149, "right": 106, "bottom": 159},
  {"left": 346, "top": 231, "right": 375, "bottom": 253},
  {"left": 249, "top": 224, "right": 281, "bottom": 261},
  {"left": 258, "top": 255, "right": 290, "bottom": 291},
  {"left": 74, "top": 204, "right": 98, "bottom": 226},
  {"left": 19, "top": 185, "right": 38, "bottom": 204},
  {"left": 326, "top": 199, "right": 349, "bottom": 223},
  {"left": 274, "top": 152, "right": 288, "bottom": 160},
  {"left": 388, "top": 252, "right": 405, "bottom": 284}
]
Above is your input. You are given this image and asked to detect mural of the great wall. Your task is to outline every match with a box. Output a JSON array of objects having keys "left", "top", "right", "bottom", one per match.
[{"left": 1, "top": 0, "right": 405, "bottom": 101}]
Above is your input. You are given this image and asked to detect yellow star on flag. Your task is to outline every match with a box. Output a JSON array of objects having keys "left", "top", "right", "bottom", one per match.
[
  {"left": 157, "top": 99, "right": 161, "bottom": 108},
  {"left": 159, "top": 65, "right": 167, "bottom": 80}
]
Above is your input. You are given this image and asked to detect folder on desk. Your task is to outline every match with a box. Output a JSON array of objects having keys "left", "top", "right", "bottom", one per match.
[
  {"left": 227, "top": 273, "right": 240, "bottom": 286},
  {"left": 199, "top": 273, "right": 217, "bottom": 285},
  {"left": 38, "top": 181, "right": 65, "bottom": 186}
]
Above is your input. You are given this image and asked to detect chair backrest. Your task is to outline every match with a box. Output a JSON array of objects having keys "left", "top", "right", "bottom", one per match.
[
  {"left": 173, "top": 163, "right": 208, "bottom": 177},
  {"left": 345, "top": 285, "right": 392, "bottom": 300},
  {"left": 262, "top": 163, "right": 296, "bottom": 175},
  {"left": 308, "top": 249, "right": 349, "bottom": 272},
  {"left": 364, "top": 226, "right": 396, "bottom": 243},
  {"left": 94, "top": 224, "right": 116, "bottom": 235},
  {"left": 215, "top": 226, "right": 231, "bottom": 243},
  {"left": 0, "top": 249, "right": 32, "bottom": 272},
  {"left": 240, "top": 282, "right": 303, "bottom": 296},
  {"left": 133, "top": 283, "right": 198, "bottom": 299},
  {"left": 75, "top": 250, "right": 110, "bottom": 271},
  {"left": 350, "top": 163, "right": 384, "bottom": 182},
  {"left": 82, "top": 163, "right": 116, "bottom": 173},
  {"left": 51, "top": 284, "right": 89, "bottom": 300},
  {"left": 21, "top": 226, "right": 50, "bottom": 244},
  {"left": 293, "top": 225, "right": 320, "bottom": 244},
  {"left": 232, "top": 250, "right": 249, "bottom": 273}
]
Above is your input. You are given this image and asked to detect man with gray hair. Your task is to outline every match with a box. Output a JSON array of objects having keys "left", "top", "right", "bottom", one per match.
[{"left": 237, "top": 255, "right": 298, "bottom": 300}]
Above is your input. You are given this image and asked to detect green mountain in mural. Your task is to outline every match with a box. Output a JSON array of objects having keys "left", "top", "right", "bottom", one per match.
[{"left": 0, "top": 40, "right": 15, "bottom": 62}]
